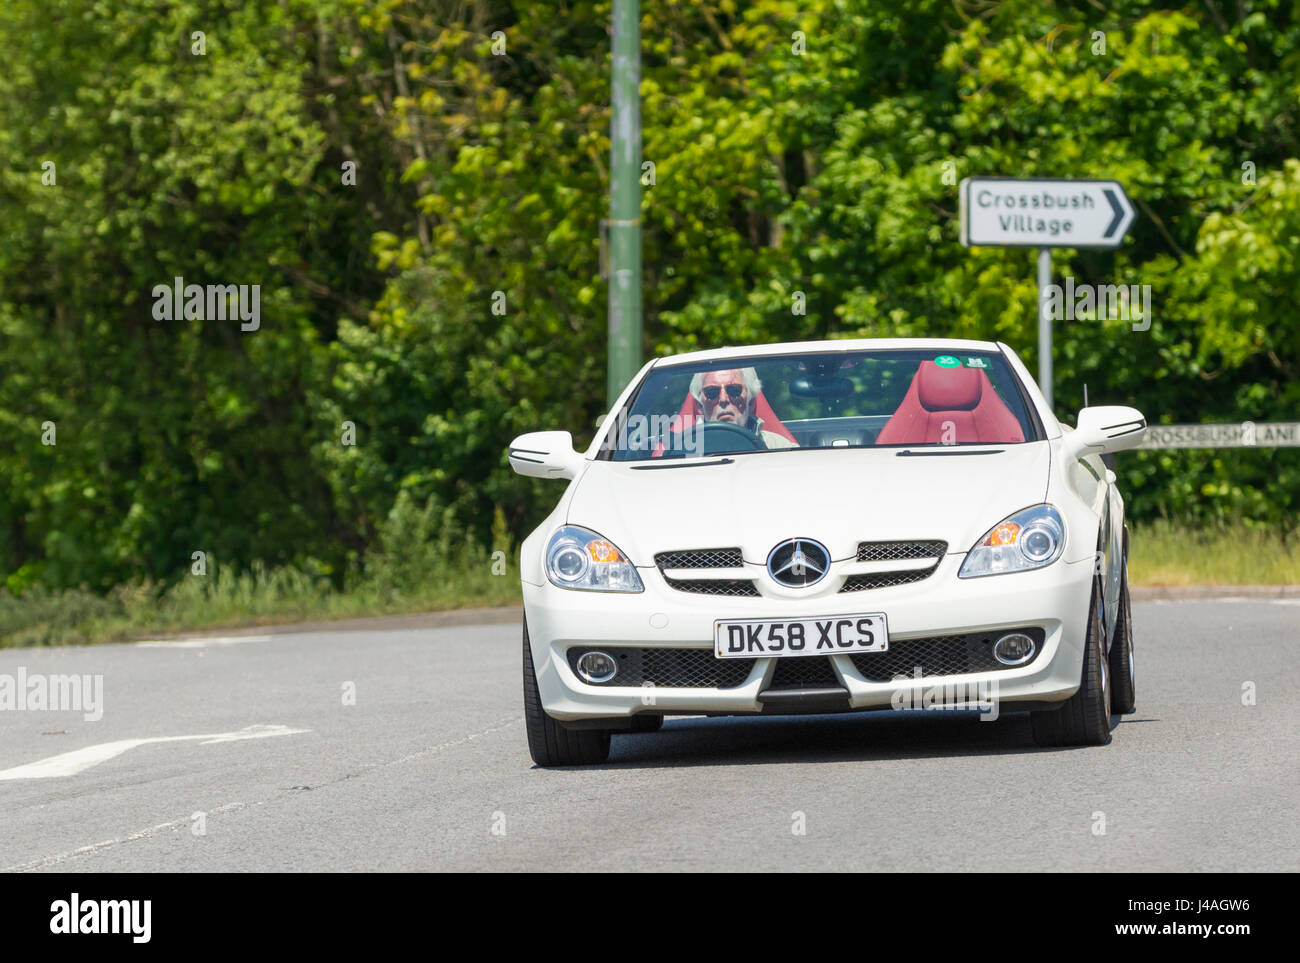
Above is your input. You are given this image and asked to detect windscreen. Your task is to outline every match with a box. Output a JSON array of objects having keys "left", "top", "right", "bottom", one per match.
[{"left": 601, "top": 349, "right": 1038, "bottom": 461}]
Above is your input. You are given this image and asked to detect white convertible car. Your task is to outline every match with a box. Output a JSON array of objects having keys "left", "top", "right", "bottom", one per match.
[{"left": 509, "top": 339, "right": 1145, "bottom": 766}]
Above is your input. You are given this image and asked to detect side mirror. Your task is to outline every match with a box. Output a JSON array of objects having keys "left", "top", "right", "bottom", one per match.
[
  {"left": 507, "top": 430, "right": 585, "bottom": 480},
  {"left": 1063, "top": 406, "right": 1146, "bottom": 461}
]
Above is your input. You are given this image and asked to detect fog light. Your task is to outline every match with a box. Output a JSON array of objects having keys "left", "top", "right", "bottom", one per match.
[
  {"left": 993, "top": 633, "right": 1036, "bottom": 666},
  {"left": 576, "top": 650, "right": 618, "bottom": 684}
]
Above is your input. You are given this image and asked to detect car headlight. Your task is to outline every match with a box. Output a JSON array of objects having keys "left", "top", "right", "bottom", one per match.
[
  {"left": 958, "top": 505, "right": 1065, "bottom": 578},
  {"left": 545, "top": 525, "right": 644, "bottom": 592}
]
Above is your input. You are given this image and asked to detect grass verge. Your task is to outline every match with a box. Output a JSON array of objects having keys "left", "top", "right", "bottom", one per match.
[
  {"left": 0, "top": 552, "right": 522, "bottom": 649},
  {"left": 1128, "top": 520, "right": 1299, "bottom": 586}
]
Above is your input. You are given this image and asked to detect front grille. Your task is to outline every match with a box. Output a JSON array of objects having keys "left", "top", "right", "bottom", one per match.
[
  {"left": 840, "top": 570, "right": 934, "bottom": 592},
  {"left": 848, "top": 628, "right": 1046, "bottom": 681},
  {"left": 568, "top": 647, "right": 756, "bottom": 688},
  {"left": 656, "top": 547, "right": 758, "bottom": 596},
  {"left": 840, "top": 539, "right": 947, "bottom": 593},
  {"left": 766, "top": 656, "right": 841, "bottom": 689},
  {"left": 663, "top": 577, "right": 760, "bottom": 597},
  {"left": 856, "top": 540, "right": 947, "bottom": 562},
  {"left": 655, "top": 548, "right": 742, "bottom": 569}
]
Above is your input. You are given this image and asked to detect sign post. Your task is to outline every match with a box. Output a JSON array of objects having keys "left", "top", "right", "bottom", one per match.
[
  {"left": 1037, "top": 247, "right": 1052, "bottom": 411},
  {"left": 960, "top": 177, "right": 1137, "bottom": 412},
  {"left": 606, "top": 0, "right": 642, "bottom": 407}
]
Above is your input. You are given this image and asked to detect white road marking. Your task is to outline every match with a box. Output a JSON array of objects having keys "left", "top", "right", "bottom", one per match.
[
  {"left": 382, "top": 717, "right": 521, "bottom": 768},
  {"left": 0, "top": 724, "right": 310, "bottom": 780},
  {"left": 1, "top": 802, "right": 247, "bottom": 873},
  {"left": 135, "top": 635, "right": 273, "bottom": 648},
  {"left": 1, "top": 720, "right": 518, "bottom": 871}
]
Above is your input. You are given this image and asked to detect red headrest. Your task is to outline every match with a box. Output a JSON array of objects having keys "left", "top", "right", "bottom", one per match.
[{"left": 917, "top": 362, "right": 981, "bottom": 411}]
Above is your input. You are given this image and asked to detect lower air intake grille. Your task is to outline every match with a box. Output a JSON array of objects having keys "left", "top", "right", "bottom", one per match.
[
  {"left": 848, "top": 628, "right": 1046, "bottom": 681},
  {"left": 766, "top": 656, "right": 841, "bottom": 690},
  {"left": 568, "top": 647, "right": 756, "bottom": 688}
]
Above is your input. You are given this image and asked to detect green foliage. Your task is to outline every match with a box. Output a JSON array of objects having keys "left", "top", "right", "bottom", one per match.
[
  {"left": 0, "top": 0, "right": 389, "bottom": 591},
  {"left": 1, "top": 0, "right": 1297, "bottom": 607}
]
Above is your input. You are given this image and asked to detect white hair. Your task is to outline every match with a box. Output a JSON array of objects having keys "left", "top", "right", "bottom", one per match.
[{"left": 688, "top": 366, "right": 763, "bottom": 404}]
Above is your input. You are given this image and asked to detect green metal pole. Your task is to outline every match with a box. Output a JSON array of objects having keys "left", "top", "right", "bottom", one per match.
[{"left": 607, "top": 0, "right": 642, "bottom": 407}]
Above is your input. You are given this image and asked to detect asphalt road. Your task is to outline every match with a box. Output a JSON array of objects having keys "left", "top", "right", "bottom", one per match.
[{"left": 1, "top": 599, "right": 1296, "bottom": 872}]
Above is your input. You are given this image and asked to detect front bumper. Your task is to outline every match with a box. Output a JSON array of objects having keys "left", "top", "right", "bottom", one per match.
[{"left": 523, "top": 554, "right": 1094, "bottom": 721}]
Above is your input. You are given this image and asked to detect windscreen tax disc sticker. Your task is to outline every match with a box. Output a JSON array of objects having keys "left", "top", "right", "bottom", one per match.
[
  {"left": 933, "top": 355, "right": 961, "bottom": 368},
  {"left": 964, "top": 356, "right": 990, "bottom": 369}
]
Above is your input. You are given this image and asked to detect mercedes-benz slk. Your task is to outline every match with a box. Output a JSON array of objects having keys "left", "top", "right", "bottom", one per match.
[{"left": 509, "top": 339, "right": 1145, "bottom": 766}]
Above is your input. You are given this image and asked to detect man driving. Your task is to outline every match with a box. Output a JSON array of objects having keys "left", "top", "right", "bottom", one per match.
[{"left": 689, "top": 367, "right": 797, "bottom": 449}]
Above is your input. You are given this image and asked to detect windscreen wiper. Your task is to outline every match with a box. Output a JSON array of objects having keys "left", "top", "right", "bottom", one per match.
[
  {"left": 629, "top": 457, "right": 736, "bottom": 470},
  {"left": 894, "top": 448, "right": 1005, "bottom": 457}
]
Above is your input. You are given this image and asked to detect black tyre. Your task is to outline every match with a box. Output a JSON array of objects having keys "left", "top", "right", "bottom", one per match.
[
  {"left": 522, "top": 623, "right": 610, "bottom": 766},
  {"left": 630, "top": 713, "right": 664, "bottom": 733},
  {"left": 1109, "top": 561, "right": 1136, "bottom": 714},
  {"left": 1031, "top": 579, "right": 1113, "bottom": 747}
]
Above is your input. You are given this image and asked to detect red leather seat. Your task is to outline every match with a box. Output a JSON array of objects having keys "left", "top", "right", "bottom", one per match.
[{"left": 875, "top": 361, "right": 1025, "bottom": 445}]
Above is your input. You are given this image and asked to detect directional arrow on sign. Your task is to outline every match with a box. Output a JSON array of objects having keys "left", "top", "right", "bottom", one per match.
[
  {"left": 960, "top": 177, "right": 1137, "bottom": 249},
  {"left": 1101, "top": 187, "right": 1129, "bottom": 239}
]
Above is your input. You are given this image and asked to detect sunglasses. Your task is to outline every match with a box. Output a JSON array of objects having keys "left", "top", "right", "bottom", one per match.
[{"left": 702, "top": 384, "right": 746, "bottom": 402}]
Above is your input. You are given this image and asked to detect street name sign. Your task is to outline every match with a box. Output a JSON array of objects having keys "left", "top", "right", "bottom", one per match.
[
  {"left": 1139, "top": 422, "right": 1300, "bottom": 450},
  {"left": 960, "top": 177, "right": 1137, "bottom": 249}
]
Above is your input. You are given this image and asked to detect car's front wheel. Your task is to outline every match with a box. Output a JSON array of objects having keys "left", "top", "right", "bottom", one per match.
[
  {"left": 1031, "top": 579, "right": 1113, "bottom": 747},
  {"left": 522, "top": 623, "right": 611, "bottom": 766},
  {"left": 1109, "top": 559, "right": 1137, "bottom": 715}
]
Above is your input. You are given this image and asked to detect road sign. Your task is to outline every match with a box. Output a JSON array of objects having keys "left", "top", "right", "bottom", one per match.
[
  {"left": 960, "top": 177, "right": 1137, "bottom": 249},
  {"left": 957, "top": 176, "right": 1138, "bottom": 412},
  {"left": 1138, "top": 422, "right": 1300, "bottom": 450}
]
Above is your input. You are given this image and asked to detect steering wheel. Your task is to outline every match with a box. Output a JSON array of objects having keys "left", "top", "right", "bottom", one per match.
[{"left": 683, "top": 419, "right": 766, "bottom": 456}]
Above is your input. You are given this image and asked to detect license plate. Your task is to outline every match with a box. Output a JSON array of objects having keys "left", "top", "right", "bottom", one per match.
[{"left": 714, "top": 614, "right": 888, "bottom": 659}]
